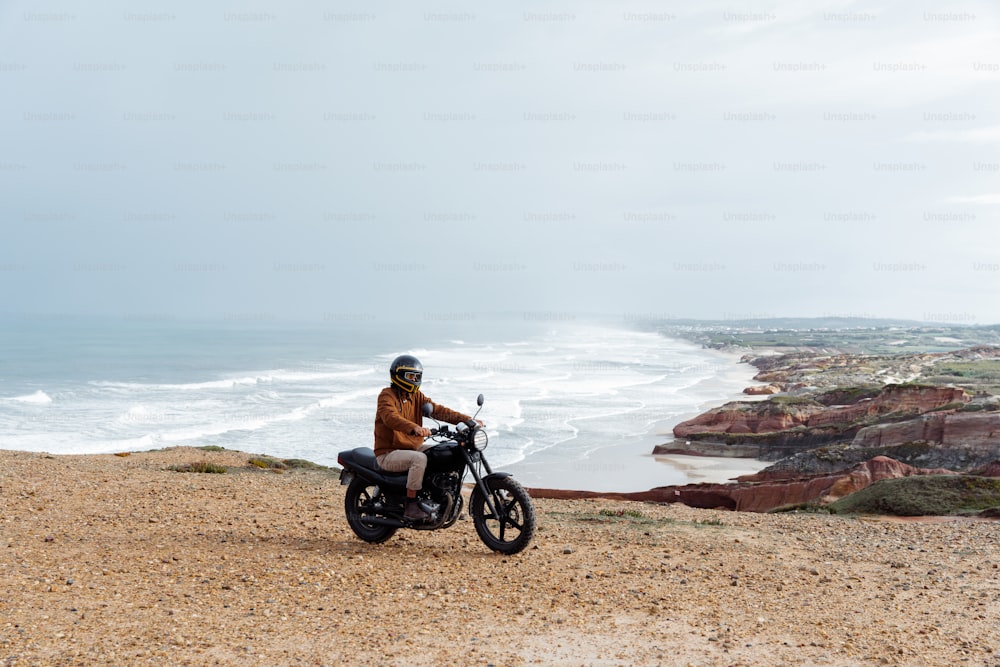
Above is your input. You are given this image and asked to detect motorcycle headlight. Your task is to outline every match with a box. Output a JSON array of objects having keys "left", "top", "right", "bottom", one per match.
[{"left": 473, "top": 428, "right": 488, "bottom": 451}]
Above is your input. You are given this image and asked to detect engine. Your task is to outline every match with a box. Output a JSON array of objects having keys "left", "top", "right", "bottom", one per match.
[
  {"left": 422, "top": 471, "right": 462, "bottom": 529},
  {"left": 429, "top": 470, "right": 459, "bottom": 495}
]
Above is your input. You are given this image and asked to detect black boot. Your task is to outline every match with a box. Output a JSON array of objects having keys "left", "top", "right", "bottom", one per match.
[{"left": 404, "top": 498, "right": 430, "bottom": 521}]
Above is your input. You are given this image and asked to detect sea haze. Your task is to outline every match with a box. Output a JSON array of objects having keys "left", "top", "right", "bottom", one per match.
[{"left": 0, "top": 317, "right": 757, "bottom": 491}]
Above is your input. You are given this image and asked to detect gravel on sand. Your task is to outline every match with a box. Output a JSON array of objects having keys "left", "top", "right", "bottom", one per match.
[{"left": 1, "top": 448, "right": 998, "bottom": 666}]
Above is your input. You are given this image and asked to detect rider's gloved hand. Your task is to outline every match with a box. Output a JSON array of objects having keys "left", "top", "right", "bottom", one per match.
[{"left": 414, "top": 426, "right": 432, "bottom": 437}]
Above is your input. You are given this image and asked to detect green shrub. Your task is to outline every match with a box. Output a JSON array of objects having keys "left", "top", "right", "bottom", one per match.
[
  {"left": 929, "top": 402, "right": 966, "bottom": 412},
  {"left": 248, "top": 457, "right": 287, "bottom": 470},
  {"left": 829, "top": 475, "right": 1000, "bottom": 516},
  {"left": 282, "top": 458, "right": 329, "bottom": 470},
  {"left": 167, "top": 462, "right": 227, "bottom": 474}
]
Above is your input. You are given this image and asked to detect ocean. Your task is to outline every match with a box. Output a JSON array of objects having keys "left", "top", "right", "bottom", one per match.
[{"left": 0, "top": 316, "right": 760, "bottom": 491}]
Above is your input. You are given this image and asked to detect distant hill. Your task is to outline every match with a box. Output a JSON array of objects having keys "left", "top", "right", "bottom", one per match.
[
  {"left": 645, "top": 316, "right": 994, "bottom": 330},
  {"left": 643, "top": 318, "right": 1000, "bottom": 355}
]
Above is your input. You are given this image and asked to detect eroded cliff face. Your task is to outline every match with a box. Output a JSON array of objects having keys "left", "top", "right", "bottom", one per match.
[
  {"left": 673, "top": 399, "right": 821, "bottom": 437},
  {"left": 672, "top": 385, "right": 971, "bottom": 450},
  {"left": 854, "top": 411, "right": 1000, "bottom": 449},
  {"left": 723, "top": 456, "right": 955, "bottom": 512},
  {"left": 840, "top": 411, "right": 1000, "bottom": 470},
  {"left": 634, "top": 343, "right": 1000, "bottom": 512},
  {"left": 531, "top": 456, "right": 977, "bottom": 513}
]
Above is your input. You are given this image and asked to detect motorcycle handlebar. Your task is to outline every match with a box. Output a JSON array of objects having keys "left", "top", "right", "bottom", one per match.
[{"left": 426, "top": 422, "right": 480, "bottom": 441}]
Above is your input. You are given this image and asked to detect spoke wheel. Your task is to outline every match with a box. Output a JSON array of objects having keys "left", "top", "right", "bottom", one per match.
[
  {"left": 470, "top": 476, "right": 536, "bottom": 554},
  {"left": 344, "top": 478, "right": 397, "bottom": 544}
]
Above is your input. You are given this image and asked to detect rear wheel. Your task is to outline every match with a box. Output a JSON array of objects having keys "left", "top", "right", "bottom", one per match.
[
  {"left": 344, "top": 478, "right": 397, "bottom": 544},
  {"left": 469, "top": 476, "right": 535, "bottom": 554}
]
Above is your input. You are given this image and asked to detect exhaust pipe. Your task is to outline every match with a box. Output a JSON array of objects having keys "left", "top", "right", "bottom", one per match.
[{"left": 354, "top": 516, "right": 405, "bottom": 528}]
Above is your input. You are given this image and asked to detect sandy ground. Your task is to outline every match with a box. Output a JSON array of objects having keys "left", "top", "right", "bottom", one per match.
[{"left": 2, "top": 447, "right": 999, "bottom": 667}]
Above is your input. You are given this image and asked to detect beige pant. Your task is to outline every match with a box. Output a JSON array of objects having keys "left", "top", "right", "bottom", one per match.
[{"left": 377, "top": 445, "right": 431, "bottom": 492}]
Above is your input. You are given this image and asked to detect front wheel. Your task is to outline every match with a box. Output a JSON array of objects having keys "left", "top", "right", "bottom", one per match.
[
  {"left": 344, "top": 478, "right": 397, "bottom": 544},
  {"left": 469, "top": 476, "right": 536, "bottom": 554}
]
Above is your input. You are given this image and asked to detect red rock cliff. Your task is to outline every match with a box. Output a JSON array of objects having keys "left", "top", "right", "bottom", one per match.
[
  {"left": 853, "top": 411, "right": 1000, "bottom": 451},
  {"left": 673, "top": 385, "right": 970, "bottom": 438},
  {"left": 530, "top": 456, "right": 954, "bottom": 513}
]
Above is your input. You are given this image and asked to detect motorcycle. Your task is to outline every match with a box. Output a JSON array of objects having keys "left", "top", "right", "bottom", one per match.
[{"left": 336, "top": 394, "right": 536, "bottom": 554}]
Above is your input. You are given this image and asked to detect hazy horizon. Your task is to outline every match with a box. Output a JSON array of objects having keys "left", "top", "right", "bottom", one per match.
[{"left": 3, "top": 1, "right": 999, "bottom": 326}]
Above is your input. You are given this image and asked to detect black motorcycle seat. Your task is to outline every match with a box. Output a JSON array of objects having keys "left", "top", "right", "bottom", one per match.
[
  {"left": 339, "top": 447, "right": 408, "bottom": 484},
  {"left": 343, "top": 446, "right": 379, "bottom": 470}
]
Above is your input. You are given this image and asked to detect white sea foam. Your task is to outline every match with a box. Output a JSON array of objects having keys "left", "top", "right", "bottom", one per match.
[
  {"left": 93, "top": 368, "right": 376, "bottom": 392},
  {"left": 4, "top": 390, "right": 53, "bottom": 404},
  {"left": 0, "top": 322, "right": 758, "bottom": 490},
  {"left": 316, "top": 387, "right": 381, "bottom": 410}
]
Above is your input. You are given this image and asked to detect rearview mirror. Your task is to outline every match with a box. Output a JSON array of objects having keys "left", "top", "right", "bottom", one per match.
[
  {"left": 477, "top": 394, "right": 484, "bottom": 406},
  {"left": 422, "top": 402, "right": 433, "bottom": 417}
]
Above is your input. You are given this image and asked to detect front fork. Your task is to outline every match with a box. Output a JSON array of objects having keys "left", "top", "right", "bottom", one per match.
[{"left": 463, "top": 449, "right": 508, "bottom": 520}]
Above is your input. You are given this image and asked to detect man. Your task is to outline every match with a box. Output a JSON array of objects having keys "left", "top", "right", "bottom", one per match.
[{"left": 373, "top": 354, "right": 475, "bottom": 521}]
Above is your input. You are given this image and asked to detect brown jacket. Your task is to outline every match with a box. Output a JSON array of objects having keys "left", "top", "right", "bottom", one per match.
[{"left": 373, "top": 386, "right": 472, "bottom": 457}]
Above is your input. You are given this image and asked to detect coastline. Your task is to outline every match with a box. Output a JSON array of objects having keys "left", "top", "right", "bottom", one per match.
[
  {"left": 507, "top": 347, "right": 769, "bottom": 492},
  {"left": 0, "top": 328, "right": 770, "bottom": 494},
  {"left": 652, "top": 452, "right": 769, "bottom": 483},
  {"left": 655, "top": 347, "right": 771, "bottom": 430},
  {"left": 651, "top": 347, "right": 770, "bottom": 484}
]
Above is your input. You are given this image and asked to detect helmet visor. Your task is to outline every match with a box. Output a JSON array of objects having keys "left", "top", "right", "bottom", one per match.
[{"left": 403, "top": 370, "right": 422, "bottom": 384}]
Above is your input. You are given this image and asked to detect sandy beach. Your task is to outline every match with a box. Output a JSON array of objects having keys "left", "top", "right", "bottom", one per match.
[
  {"left": 2, "top": 447, "right": 997, "bottom": 667},
  {"left": 505, "top": 347, "right": 770, "bottom": 493},
  {"left": 652, "top": 453, "right": 769, "bottom": 484},
  {"left": 648, "top": 350, "right": 772, "bottom": 486}
]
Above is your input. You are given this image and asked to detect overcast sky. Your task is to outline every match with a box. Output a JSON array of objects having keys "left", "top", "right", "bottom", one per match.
[{"left": 2, "top": 0, "right": 999, "bottom": 326}]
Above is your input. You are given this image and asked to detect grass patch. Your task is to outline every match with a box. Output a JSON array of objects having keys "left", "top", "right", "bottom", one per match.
[
  {"left": 196, "top": 445, "right": 226, "bottom": 452},
  {"left": 599, "top": 508, "right": 645, "bottom": 519},
  {"left": 814, "top": 385, "right": 882, "bottom": 406},
  {"left": 247, "top": 456, "right": 331, "bottom": 472},
  {"left": 828, "top": 475, "right": 1000, "bottom": 516},
  {"left": 768, "top": 502, "right": 832, "bottom": 514},
  {"left": 885, "top": 382, "right": 938, "bottom": 391},
  {"left": 548, "top": 510, "right": 661, "bottom": 527},
  {"left": 282, "top": 458, "right": 330, "bottom": 471},
  {"left": 768, "top": 395, "right": 821, "bottom": 407},
  {"left": 693, "top": 517, "right": 726, "bottom": 527},
  {"left": 167, "top": 462, "right": 227, "bottom": 474},
  {"left": 928, "top": 401, "right": 967, "bottom": 412},
  {"left": 931, "top": 360, "right": 1000, "bottom": 381},
  {"left": 248, "top": 456, "right": 287, "bottom": 471}
]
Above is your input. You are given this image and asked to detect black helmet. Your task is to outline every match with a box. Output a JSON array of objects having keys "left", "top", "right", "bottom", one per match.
[{"left": 390, "top": 354, "right": 423, "bottom": 393}]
